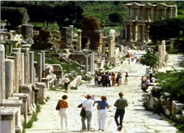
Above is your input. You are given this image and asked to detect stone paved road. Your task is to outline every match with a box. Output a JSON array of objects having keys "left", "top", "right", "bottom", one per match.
[{"left": 26, "top": 51, "right": 177, "bottom": 133}]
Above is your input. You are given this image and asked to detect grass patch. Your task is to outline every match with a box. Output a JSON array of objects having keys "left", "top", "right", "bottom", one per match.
[
  {"left": 104, "top": 65, "right": 110, "bottom": 70},
  {"left": 22, "top": 103, "right": 42, "bottom": 132},
  {"left": 45, "top": 57, "right": 84, "bottom": 75}
]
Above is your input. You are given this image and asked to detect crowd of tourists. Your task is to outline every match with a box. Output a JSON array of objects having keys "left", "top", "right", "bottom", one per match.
[
  {"left": 94, "top": 72, "right": 129, "bottom": 87},
  {"left": 56, "top": 92, "right": 128, "bottom": 132}
]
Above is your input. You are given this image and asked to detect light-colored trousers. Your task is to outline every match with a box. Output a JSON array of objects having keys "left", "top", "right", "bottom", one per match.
[
  {"left": 59, "top": 108, "right": 67, "bottom": 129},
  {"left": 98, "top": 109, "right": 107, "bottom": 130}
]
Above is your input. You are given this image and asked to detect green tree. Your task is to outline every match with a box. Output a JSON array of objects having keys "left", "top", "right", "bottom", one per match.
[
  {"left": 108, "top": 12, "right": 123, "bottom": 24},
  {"left": 140, "top": 52, "right": 158, "bottom": 69},
  {"left": 1, "top": 7, "right": 30, "bottom": 29},
  {"left": 149, "top": 18, "right": 184, "bottom": 42},
  {"left": 54, "top": 2, "right": 83, "bottom": 29}
]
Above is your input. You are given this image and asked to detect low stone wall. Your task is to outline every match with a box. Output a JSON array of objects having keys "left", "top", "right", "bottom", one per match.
[{"left": 144, "top": 85, "right": 184, "bottom": 122}]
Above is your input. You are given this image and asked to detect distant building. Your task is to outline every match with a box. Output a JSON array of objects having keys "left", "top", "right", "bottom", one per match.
[{"left": 122, "top": 3, "right": 177, "bottom": 45}]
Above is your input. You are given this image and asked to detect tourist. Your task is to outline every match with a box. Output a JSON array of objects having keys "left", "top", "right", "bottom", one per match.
[
  {"left": 58, "top": 95, "right": 69, "bottom": 130},
  {"left": 81, "top": 94, "right": 95, "bottom": 131},
  {"left": 114, "top": 92, "right": 128, "bottom": 131},
  {"left": 111, "top": 73, "right": 116, "bottom": 86},
  {"left": 124, "top": 72, "right": 129, "bottom": 85},
  {"left": 98, "top": 74, "right": 102, "bottom": 86},
  {"left": 116, "top": 72, "right": 121, "bottom": 86},
  {"left": 63, "top": 76, "right": 70, "bottom": 92},
  {"left": 94, "top": 74, "right": 98, "bottom": 86},
  {"left": 101, "top": 72, "right": 106, "bottom": 87},
  {"left": 95, "top": 96, "right": 110, "bottom": 131},
  {"left": 105, "top": 72, "right": 111, "bottom": 87}
]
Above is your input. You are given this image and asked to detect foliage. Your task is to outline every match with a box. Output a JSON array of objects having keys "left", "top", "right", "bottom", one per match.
[
  {"left": 81, "top": 16, "right": 103, "bottom": 31},
  {"left": 45, "top": 56, "right": 83, "bottom": 75},
  {"left": 109, "top": 12, "right": 123, "bottom": 24},
  {"left": 54, "top": 2, "right": 83, "bottom": 29},
  {"left": 155, "top": 71, "right": 184, "bottom": 103},
  {"left": 140, "top": 52, "right": 158, "bottom": 68},
  {"left": 1, "top": 7, "right": 29, "bottom": 29},
  {"left": 150, "top": 18, "right": 184, "bottom": 42}
]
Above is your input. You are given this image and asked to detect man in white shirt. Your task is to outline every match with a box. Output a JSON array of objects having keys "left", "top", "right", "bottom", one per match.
[{"left": 82, "top": 94, "right": 95, "bottom": 131}]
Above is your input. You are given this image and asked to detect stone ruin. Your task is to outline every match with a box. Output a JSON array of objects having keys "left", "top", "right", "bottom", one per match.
[
  {"left": 0, "top": 24, "right": 63, "bottom": 133},
  {"left": 58, "top": 18, "right": 126, "bottom": 72},
  {"left": 157, "top": 40, "right": 167, "bottom": 67}
]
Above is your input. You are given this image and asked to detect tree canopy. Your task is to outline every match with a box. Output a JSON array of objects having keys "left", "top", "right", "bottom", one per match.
[
  {"left": 150, "top": 18, "right": 184, "bottom": 42},
  {"left": 108, "top": 12, "right": 123, "bottom": 24},
  {"left": 1, "top": 7, "right": 30, "bottom": 29},
  {"left": 140, "top": 52, "right": 158, "bottom": 68}
]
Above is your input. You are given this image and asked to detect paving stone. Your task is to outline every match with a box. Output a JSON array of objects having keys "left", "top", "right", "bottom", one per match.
[{"left": 26, "top": 51, "right": 178, "bottom": 133}]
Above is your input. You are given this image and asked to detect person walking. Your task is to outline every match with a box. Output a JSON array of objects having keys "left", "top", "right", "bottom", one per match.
[
  {"left": 114, "top": 92, "right": 128, "bottom": 131},
  {"left": 82, "top": 94, "right": 95, "bottom": 131},
  {"left": 124, "top": 72, "right": 129, "bottom": 85},
  {"left": 111, "top": 73, "right": 116, "bottom": 86},
  {"left": 63, "top": 76, "right": 70, "bottom": 92},
  {"left": 95, "top": 96, "right": 110, "bottom": 131},
  {"left": 58, "top": 95, "right": 69, "bottom": 130}
]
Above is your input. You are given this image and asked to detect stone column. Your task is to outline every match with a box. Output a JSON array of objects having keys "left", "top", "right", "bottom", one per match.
[
  {"left": 67, "top": 25, "right": 73, "bottom": 45},
  {"left": 137, "top": 8, "right": 140, "bottom": 20},
  {"left": 85, "top": 55, "right": 88, "bottom": 74},
  {"left": 174, "top": 7, "right": 177, "bottom": 17},
  {"left": 29, "top": 51, "right": 34, "bottom": 84},
  {"left": 20, "top": 53, "right": 25, "bottom": 84},
  {"left": 5, "top": 59, "right": 14, "bottom": 99},
  {"left": 102, "top": 37, "right": 107, "bottom": 55},
  {"left": 7, "top": 56, "right": 16, "bottom": 93},
  {"left": 11, "top": 52, "right": 20, "bottom": 93},
  {"left": 151, "top": 8, "right": 154, "bottom": 20},
  {"left": 23, "top": 48, "right": 30, "bottom": 84},
  {"left": 135, "top": 25, "right": 138, "bottom": 42},
  {"left": 164, "top": 8, "right": 167, "bottom": 19},
  {"left": 77, "top": 29, "right": 82, "bottom": 51},
  {"left": 129, "top": 24, "right": 133, "bottom": 41},
  {"left": 0, "top": 44, "right": 5, "bottom": 100},
  {"left": 90, "top": 53, "right": 94, "bottom": 73},
  {"left": 142, "top": 24, "right": 145, "bottom": 43},
  {"left": 38, "top": 53, "right": 42, "bottom": 82},
  {"left": 125, "top": 25, "right": 127, "bottom": 40},
  {"left": 41, "top": 51, "right": 45, "bottom": 71},
  {"left": 0, "top": 107, "right": 17, "bottom": 133},
  {"left": 170, "top": 8, "right": 173, "bottom": 18}
]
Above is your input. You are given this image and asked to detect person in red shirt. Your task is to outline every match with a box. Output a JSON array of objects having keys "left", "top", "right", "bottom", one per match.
[{"left": 58, "top": 95, "right": 68, "bottom": 130}]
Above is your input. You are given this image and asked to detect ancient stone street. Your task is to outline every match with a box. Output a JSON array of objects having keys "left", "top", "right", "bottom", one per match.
[{"left": 26, "top": 51, "right": 177, "bottom": 133}]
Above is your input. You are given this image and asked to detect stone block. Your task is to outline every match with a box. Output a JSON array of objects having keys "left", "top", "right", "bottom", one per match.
[
  {"left": 35, "top": 82, "right": 46, "bottom": 103},
  {"left": 19, "top": 84, "right": 33, "bottom": 115},
  {"left": 172, "top": 100, "right": 184, "bottom": 115},
  {"left": 0, "top": 107, "right": 18, "bottom": 133},
  {"left": 13, "top": 93, "right": 28, "bottom": 123},
  {"left": 68, "top": 75, "right": 82, "bottom": 89},
  {"left": 1, "top": 99, "right": 23, "bottom": 133}
]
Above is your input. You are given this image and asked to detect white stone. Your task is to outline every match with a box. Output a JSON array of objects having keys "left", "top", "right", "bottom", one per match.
[
  {"left": 0, "top": 107, "right": 18, "bottom": 133},
  {"left": 0, "top": 44, "right": 5, "bottom": 100},
  {"left": 5, "top": 59, "right": 14, "bottom": 99}
]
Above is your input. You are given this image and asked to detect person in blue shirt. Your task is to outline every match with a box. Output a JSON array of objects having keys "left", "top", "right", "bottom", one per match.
[{"left": 95, "top": 96, "right": 110, "bottom": 131}]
